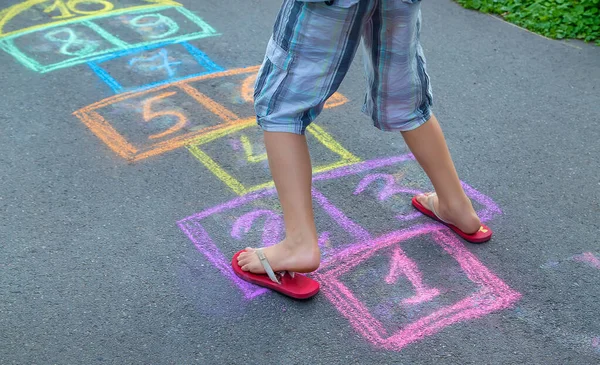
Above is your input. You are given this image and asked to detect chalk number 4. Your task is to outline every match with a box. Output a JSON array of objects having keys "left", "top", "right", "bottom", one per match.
[{"left": 44, "top": 0, "right": 114, "bottom": 19}]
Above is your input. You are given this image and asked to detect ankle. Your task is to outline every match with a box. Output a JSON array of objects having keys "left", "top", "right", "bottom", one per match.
[
  {"left": 282, "top": 235, "right": 321, "bottom": 257},
  {"left": 437, "top": 194, "right": 472, "bottom": 214},
  {"left": 278, "top": 237, "right": 321, "bottom": 272},
  {"left": 284, "top": 231, "right": 318, "bottom": 248}
]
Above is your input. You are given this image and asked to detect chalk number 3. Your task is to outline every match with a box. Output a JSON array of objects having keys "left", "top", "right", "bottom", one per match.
[{"left": 44, "top": 0, "right": 114, "bottom": 19}]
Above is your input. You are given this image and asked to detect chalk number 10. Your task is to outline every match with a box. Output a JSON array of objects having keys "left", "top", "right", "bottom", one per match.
[{"left": 44, "top": 0, "right": 115, "bottom": 19}]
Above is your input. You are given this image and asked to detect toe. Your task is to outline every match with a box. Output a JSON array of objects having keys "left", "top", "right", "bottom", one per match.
[
  {"left": 239, "top": 248, "right": 255, "bottom": 259},
  {"left": 237, "top": 251, "right": 251, "bottom": 262},
  {"left": 416, "top": 192, "right": 432, "bottom": 207},
  {"left": 238, "top": 256, "right": 252, "bottom": 267},
  {"left": 237, "top": 252, "right": 246, "bottom": 263}
]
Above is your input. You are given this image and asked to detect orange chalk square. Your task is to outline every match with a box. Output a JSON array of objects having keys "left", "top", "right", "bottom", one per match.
[{"left": 73, "top": 65, "right": 349, "bottom": 162}]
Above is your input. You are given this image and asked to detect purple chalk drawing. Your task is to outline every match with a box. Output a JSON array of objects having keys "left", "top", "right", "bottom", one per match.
[
  {"left": 228, "top": 137, "right": 242, "bottom": 151},
  {"left": 354, "top": 173, "right": 423, "bottom": 200},
  {"left": 571, "top": 252, "right": 600, "bottom": 270},
  {"left": 179, "top": 216, "right": 269, "bottom": 299},
  {"left": 592, "top": 337, "right": 600, "bottom": 353},
  {"left": 232, "top": 209, "right": 283, "bottom": 247},
  {"left": 311, "top": 188, "right": 371, "bottom": 244},
  {"left": 315, "top": 154, "right": 501, "bottom": 233},
  {"left": 314, "top": 154, "right": 502, "bottom": 222},
  {"left": 313, "top": 154, "right": 418, "bottom": 182},
  {"left": 177, "top": 154, "right": 503, "bottom": 301},
  {"left": 177, "top": 154, "right": 520, "bottom": 350},
  {"left": 395, "top": 212, "right": 424, "bottom": 222},
  {"left": 177, "top": 187, "right": 368, "bottom": 299},
  {"left": 385, "top": 247, "right": 441, "bottom": 305},
  {"left": 312, "top": 227, "right": 521, "bottom": 351},
  {"left": 354, "top": 173, "right": 425, "bottom": 224},
  {"left": 318, "top": 231, "right": 332, "bottom": 248}
]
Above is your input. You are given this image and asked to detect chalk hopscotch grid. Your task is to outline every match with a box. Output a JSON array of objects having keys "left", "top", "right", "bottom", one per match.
[
  {"left": 186, "top": 122, "right": 361, "bottom": 196},
  {"left": 73, "top": 65, "right": 351, "bottom": 164},
  {"left": 177, "top": 186, "right": 371, "bottom": 300},
  {"left": 0, "top": 1, "right": 184, "bottom": 39},
  {"left": 0, "top": 6, "right": 219, "bottom": 73},
  {"left": 72, "top": 66, "right": 262, "bottom": 162},
  {"left": 177, "top": 154, "right": 504, "bottom": 297},
  {"left": 177, "top": 154, "right": 519, "bottom": 349},
  {"left": 87, "top": 41, "right": 225, "bottom": 94},
  {"left": 27, "top": 1, "right": 523, "bottom": 350}
]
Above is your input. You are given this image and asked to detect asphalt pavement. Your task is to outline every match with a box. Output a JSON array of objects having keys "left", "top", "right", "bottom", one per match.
[{"left": 1, "top": 0, "right": 599, "bottom": 364}]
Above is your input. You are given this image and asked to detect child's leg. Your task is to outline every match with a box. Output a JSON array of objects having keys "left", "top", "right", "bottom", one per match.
[
  {"left": 401, "top": 115, "right": 481, "bottom": 234},
  {"left": 236, "top": 132, "right": 320, "bottom": 274},
  {"left": 362, "top": 2, "right": 481, "bottom": 235},
  {"left": 236, "top": 0, "right": 372, "bottom": 274}
]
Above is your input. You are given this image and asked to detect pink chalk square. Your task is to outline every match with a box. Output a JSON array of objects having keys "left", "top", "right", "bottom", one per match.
[{"left": 312, "top": 226, "right": 521, "bottom": 351}]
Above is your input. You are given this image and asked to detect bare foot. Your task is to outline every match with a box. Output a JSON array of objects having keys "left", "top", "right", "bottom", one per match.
[
  {"left": 236, "top": 238, "right": 321, "bottom": 274},
  {"left": 416, "top": 192, "right": 481, "bottom": 234}
]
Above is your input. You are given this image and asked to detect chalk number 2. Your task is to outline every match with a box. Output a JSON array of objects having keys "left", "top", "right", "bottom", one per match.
[{"left": 44, "top": 0, "right": 114, "bottom": 19}]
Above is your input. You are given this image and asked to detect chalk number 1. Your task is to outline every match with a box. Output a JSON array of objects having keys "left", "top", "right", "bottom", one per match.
[{"left": 44, "top": 0, "right": 114, "bottom": 19}]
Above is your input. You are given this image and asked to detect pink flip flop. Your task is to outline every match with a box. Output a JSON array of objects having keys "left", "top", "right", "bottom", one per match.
[
  {"left": 232, "top": 249, "right": 320, "bottom": 299},
  {"left": 412, "top": 193, "right": 493, "bottom": 243}
]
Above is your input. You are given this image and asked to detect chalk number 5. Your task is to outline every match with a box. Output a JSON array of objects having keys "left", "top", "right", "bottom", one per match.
[
  {"left": 143, "top": 92, "right": 187, "bottom": 140},
  {"left": 44, "top": 0, "right": 114, "bottom": 19}
]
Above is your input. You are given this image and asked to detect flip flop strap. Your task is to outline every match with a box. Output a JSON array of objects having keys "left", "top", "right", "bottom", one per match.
[
  {"left": 255, "top": 249, "right": 281, "bottom": 284},
  {"left": 428, "top": 193, "right": 450, "bottom": 224}
]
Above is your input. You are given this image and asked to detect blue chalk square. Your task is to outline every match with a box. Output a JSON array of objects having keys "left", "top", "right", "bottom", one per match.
[{"left": 88, "top": 41, "right": 224, "bottom": 93}]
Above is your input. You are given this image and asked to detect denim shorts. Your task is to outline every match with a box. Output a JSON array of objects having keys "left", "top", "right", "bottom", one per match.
[{"left": 254, "top": 0, "right": 432, "bottom": 135}]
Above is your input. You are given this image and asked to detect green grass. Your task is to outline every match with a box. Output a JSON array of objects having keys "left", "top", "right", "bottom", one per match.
[{"left": 454, "top": 0, "right": 600, "bottom": 45}]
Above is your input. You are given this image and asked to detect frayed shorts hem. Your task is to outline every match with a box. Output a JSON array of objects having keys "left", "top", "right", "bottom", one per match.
[
  {"left": 364, "top": 108, "right": 432, "bottom": 133},
  {"left": 257, "top": 119, "right": 307, "bottom": 135}
]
